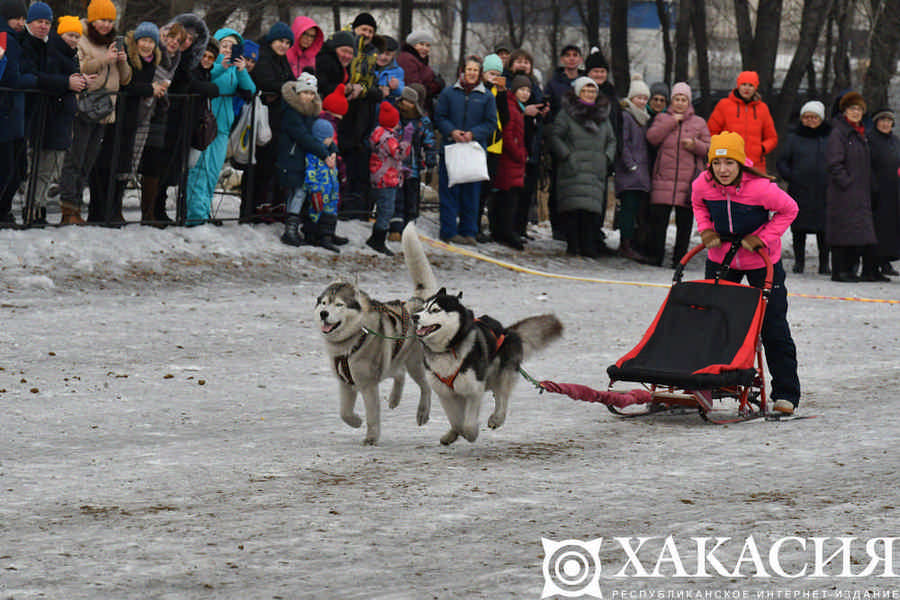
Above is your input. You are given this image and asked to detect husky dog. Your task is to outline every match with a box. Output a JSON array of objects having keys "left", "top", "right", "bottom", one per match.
[
  {"left": 314, "top": 224, "right": 438, "bottom": 445},
  {"left": 409, "top": 285, "right": 564, "bottom": 445}
]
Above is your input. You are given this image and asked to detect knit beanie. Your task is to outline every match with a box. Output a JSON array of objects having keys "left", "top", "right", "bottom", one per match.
[
  {"left": 323, "top": 84, "right": 349, "bottom": 116},
  {"left": 708, "top": 131, "right": 747, "bottom": 165},
  {"left": 330, "top": 30, "right": 355, "bottom": 50},
  {"left": 736, "top": 71, "right": 759, "bottom": 88},
  {"left": 86, "top": 0, "right": 116, "bottom": 22},
  {"left": 838, "top": 91, "right": 866, "bottom": 113},
  {"left": 872, "top": 108, "right": 894, "bottom": 124},
  {"left": 351, "top": 12, "right": 376, "bottom": 31},
  {"left": 295, "top": 71, "right": 318, "bottom": 93},
  {"left": 627, "top": 75, "right": 651, "bottom": 100},
  {"left": 312, "top": 118, "right": 334, "bottom": 142},
  {"left": 649, "top": 81, "right": 669, "bottom": 99},
  {"left": 378, "top": 100, "right": 399, "bottom": 129},
  {"left": 559, "top": 43, "right": 581, "bottom": 57},
  {"left": 26, "top": 1, "right": 51, "bottom": 23},
  {"left": 400, "top": 85, "right": 423, "bottom": 115},
  {"left": 134, "top": 21, "right": 159, "bottom": 45},
  {"left": 584, "top": 48, "right": 609, "bottom": 72},
  {"left": 482, "top": 53, "right": 503, "bottom": 74},
  {"left": 510, "top": 75, "right": 532, "bottom": 93},
  {"left": 670, "top": 81, "right": 692, "bottom": 102},
  {"left": 57, "top": 15, "right": 82, "bottom": 36},
  {"left": 799, "top": 100, "right": 825, "bottom": 120},
  {"left": 242, "top": 39, "right": 259, "bottom": 61},
  {"left": 1, "top": 0, "right": 27, "bottom": 20},
  {"left": 205, "top": 37, "right": 219, "bottom": 56},
  {"left": 572, "top": 76, "right": 597, "bottom": 97},
  {"left": 380, "top": 35, "right": 398, "bottom": 52},
  {"left": 405, "top": 30, "right": 433, "bottom": 46},
  {"left": 266, "top": 21, "right": 293, "bottom": 46}
]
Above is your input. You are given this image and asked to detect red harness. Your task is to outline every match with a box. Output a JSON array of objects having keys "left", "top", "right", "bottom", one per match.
[{"left": 430, "top": 321, "right": 506, "bottom": 391}]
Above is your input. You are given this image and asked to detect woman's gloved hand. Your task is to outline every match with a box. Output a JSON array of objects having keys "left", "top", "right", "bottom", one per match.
[
  {"left": 741, "top": 234, "right": 764, "bottom": 251},
  {"left": 700, "top": 229, "right": 721, "bottom": 248}
]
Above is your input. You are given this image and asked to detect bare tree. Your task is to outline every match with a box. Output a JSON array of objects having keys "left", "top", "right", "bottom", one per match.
[
  {"left": 674, "top": 0, "right": 692, "bottom": 81},
  {"left": 691, "top": 0, "right": 711, "bottom": 115},
  {"left": 830, "top": 0, "right": 854, "bottom": 96},
  {"left": 734, "top": 0, "right": 784, "bottom": 96},
  {"left": 863, "top": 0, "right": 900, "bottom": 109},
  {"left": 774, "top": 0, "right": 835, "bottom": 135},
  {"left": 654, "top": 0, "right": 674, "bottom": 85},
  {"left": 609, "top": 0, "right": 629, "bottom": 92}
]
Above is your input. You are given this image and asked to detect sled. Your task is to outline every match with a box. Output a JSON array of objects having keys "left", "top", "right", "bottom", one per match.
[{"left": 541, "top": 240, "right": 778, "bottom": 424}]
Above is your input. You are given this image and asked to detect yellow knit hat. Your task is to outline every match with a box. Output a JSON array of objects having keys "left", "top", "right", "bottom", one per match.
[
  {"left": 708, "top": 131, "right": 746, "bottom": 165},
  {"left": 87, "top": 0, "right": 116, "bottom": 22},
  {"left": 57, "top": 15, "right": 83, "bottom": 36}
]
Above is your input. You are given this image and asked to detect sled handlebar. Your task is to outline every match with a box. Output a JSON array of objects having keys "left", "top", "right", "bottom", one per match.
[{"left": 674, "top": 238, "right": 774, "bottom": 292}]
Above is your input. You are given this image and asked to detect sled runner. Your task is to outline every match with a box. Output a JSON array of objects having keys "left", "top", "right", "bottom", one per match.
[{"left": 541, "top": 241, "right": 781, "bottom": 424}]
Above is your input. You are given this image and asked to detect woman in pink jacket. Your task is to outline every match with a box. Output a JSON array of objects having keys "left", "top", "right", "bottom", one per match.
[
  {"left": 692, "top": 131, "right": 801, "bottom": 415},
  {"left": 285, "top": 16, "right": 323, "bottom": 77},
  {"left": 646, "top": 82, "right": 710, "bottom": 267}
]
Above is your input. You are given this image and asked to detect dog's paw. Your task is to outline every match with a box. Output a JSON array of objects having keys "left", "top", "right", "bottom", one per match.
[
  {"left": 487, "top": 412, "right": 505, "bottom": 429},
  {"left": 417, "top": 403, "right": 430, "bottom": 426},
  {"left": 362, "top": 435, "right": 378, "bottom": 446},
  {"left": 440, "top": 429, "right": 459, "bottom": 445},
  {"left": 461, "top": 426, "right": 480, "bottom": 443},
  {"left": 388, "top": 393, "right": 401, "bottom": 410},
  {"left": 341, "top": 413, "right": 363, "bottom": 428}
]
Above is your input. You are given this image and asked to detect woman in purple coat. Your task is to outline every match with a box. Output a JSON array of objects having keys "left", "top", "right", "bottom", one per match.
[{"left": 614, "top": 76, "right": 653, "bottom": 263}]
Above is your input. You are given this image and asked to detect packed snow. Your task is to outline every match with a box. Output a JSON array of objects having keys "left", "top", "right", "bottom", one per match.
[{"left": 1, "top": 204, "right": 899, "bottom": 599}]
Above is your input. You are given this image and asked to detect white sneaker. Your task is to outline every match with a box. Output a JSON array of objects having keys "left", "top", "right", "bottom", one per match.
[{"left": 772, "top": 399, "right": 796, "bottom": 415}]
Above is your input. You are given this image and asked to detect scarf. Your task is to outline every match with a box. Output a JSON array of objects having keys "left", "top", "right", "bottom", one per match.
[
  {"left": 845, "top": 116, "right": 865, "bottom": 138},
  {"left": 458, "top": 75, "right": 478, "bottom": 94},
  {"left": 621, "top": 98, "right": 650, "bottom": 127}
]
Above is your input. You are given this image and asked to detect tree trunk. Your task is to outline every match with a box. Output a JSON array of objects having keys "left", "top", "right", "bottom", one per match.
[
  {"left": 332, "top": 5, "right": 342, "bottom": 32},
  {"left": 586, "top": 0, "right": 600, "bottom": 49},
  {"left": 734, "top": 0, "right": 754, "bottom": 68},
  {"left": 655, "top": 0, "right": 674, "bottom": 85},
  {"left": 457, "top": 0, "right": 470, "bottom": 70},
  {"left": 400, "top": 0, "right": 414, "bottom": 41},
  {"left": 674, "top": 0, "right": 692, "bottom": 81},
  {"left": 610, "top": 0, "right": 629, "bottom": 92},
  {"left": 691, "top": 0, "right": 711, "bottom": 117},
  {"left": 752, "top": 0, "right": 784, "bottom": 97},
  {"left": 831, "top": 0, "right": 853, "bottom": 96},
  {"left": 863, "top": 0, "right": 900, "bottom": 110},
  {"left": 774, "top": 0, "right": 834, "bottom": 139}
]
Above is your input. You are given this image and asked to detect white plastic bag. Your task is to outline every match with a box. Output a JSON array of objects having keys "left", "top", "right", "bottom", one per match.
[
  {"left": 444, "top": 141, "right": 489, "bottom": 188},
  {"left": 253, "top": 97, "right": 271, "bottom": 146},
  {"left": 228, "top": 96, "right": 271, "bottom": 166}
]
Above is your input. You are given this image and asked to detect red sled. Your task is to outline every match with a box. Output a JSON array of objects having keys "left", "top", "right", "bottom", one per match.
[{"left": 542, "top": 241, "right": 774, "bottom": 423}]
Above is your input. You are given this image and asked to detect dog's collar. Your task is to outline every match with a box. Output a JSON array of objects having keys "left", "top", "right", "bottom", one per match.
[
  {"left": 427, "top": 322, "right": 506, "bottom": 392},
  {"left": 333, "top": 333, "right": 368, "bottom": 386}
]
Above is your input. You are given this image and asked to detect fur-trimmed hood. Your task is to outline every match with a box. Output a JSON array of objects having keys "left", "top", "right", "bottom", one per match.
[
  {"left": 173, "top": 12, "right": 209, "bottom": 70},
  {"left": 126, "top": 30, "right": 161, "bottom": 70},
  {"left": 282, "top": 80, "right": 322, "bottom": 116},
  {"left": 562, "top": 90, "right": 610, "bottom": 131}
]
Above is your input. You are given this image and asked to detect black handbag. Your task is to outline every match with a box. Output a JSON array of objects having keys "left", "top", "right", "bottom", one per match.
[
  {"left": 191, "top": 99, "right": 218, "bottom": 151},
  {"left": 76, "top": 67, "right": 114, "bottom": 122}
]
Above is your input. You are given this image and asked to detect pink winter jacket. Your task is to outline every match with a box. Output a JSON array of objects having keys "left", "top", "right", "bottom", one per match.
[
  {"left": 286, "top": 16, "right": 324, "bottom": 78},
  {"left": 691, "top": 169, "right": 798, "bottom": 271},
  {"left": 646, "top": 106, "right": 710, "bottom": 206}
]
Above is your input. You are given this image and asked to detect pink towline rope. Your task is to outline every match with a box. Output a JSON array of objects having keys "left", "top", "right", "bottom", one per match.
[{"left": 539, "top": 381, "right": 653, "bottom": 408}]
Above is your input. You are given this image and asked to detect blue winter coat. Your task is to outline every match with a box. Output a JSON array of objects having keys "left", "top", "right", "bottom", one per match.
[
  {"left": 434, "top": 81, "right": 497, "bottom": 149},
  {"left": 374, "top": 59, "right": 404, "bottom": 103},
  {"left": 400, "top": 114, "right": 436, "bottom": 178},
  {"left": 210, "top": 29, "right": 256, "bottom": 134},
  {"left": 0, "top": 23, "right": 37, "bottom": 143},
  {"left": 21, "top": 32, "right": 79, "bottom": 151},
  {"left": 277, "top": 82, "right": 331, "bottom": 188}
]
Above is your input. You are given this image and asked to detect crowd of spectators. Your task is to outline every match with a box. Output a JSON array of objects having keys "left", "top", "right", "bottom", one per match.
[{"left": 0, "top": 0, "right": 897, "bottom": 277}]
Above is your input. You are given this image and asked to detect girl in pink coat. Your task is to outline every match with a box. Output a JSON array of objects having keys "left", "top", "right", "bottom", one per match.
[
  {"left": 691, "top": 131, "right": 801, "bottom": 415},
  {"left": 646, "top": 82, "right": 710, "bottom": 266},
  {"left": 285, "top": 16, "right": 323, "bottom": 77}
]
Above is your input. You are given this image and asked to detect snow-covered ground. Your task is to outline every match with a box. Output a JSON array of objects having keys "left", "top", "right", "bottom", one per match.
[{"left": 1, "top": 209, "right": 898, "bottom": 599}]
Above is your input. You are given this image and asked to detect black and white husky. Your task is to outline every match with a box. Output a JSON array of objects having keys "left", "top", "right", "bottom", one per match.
[
  {"left": 408, "top": 277, "right": 564, "bottom": 445},
  {"left": 314, "top": 224, "right": 439, "bottom": 445}
]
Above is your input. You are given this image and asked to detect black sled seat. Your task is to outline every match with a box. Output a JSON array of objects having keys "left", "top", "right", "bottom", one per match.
[{"left": 607, "top": 279, "right": 765, "bottom": 390}]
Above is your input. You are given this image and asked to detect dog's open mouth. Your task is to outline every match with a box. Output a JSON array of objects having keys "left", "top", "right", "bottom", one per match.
[
  {"left": 321, "top": 321, "right": 340, "bottom": 334},
  {"left": 416, "top": 324, "right": 440, "bottom": 337}
]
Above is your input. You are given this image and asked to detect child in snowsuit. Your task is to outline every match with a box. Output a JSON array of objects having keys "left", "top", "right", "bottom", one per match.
[
  {"left": 367, "top": 100, "right": 411, "bottom": 255},
  {"left": 302, "top": 118, "right": 341, "bottom": 251},
  {"left": 692, "top": 131, "right": 801, "bottom": 415},
  {"left": 388, "top": 85, "right": 435, "bottom": 240}
]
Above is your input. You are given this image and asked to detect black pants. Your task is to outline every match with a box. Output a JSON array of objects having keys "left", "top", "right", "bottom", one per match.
[
  {"left": 647, "top": 203, "right": 693, "bottom": 266},
  {"left": 389, "top": 176, "right": 421, "bottom": 234},
  {"left": 705, "top": 259, "right": 801, "bottom": 405},
  {"left": 490, "top": 187, "right": 522, "bottom": 243},
  {"left": 0, "top": 139, "right": 26, "bottom": 220},
  {"left": 339, "top": 145, "right": 371, "bottom": 220}
]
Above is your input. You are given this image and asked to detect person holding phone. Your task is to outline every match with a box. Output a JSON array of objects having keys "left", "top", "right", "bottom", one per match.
[{"left": 57, "top": 0, "right": 131, "bottom": 225}]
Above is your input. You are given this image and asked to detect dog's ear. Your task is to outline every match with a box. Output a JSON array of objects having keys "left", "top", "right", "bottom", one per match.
[
  {"left": 437, "top": 287, "right": 447, "bottom": 296},
  {"left": 456, "top": 291, "right": 463, "bottom": 300}
]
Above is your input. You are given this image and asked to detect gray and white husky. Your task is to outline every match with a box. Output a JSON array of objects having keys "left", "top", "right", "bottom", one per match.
[
  {"left": 314, "top": 224, "right": 438, "bottom": 445},
  {"left": 404, "top": 233, "right": 564, "bottom": 444}
]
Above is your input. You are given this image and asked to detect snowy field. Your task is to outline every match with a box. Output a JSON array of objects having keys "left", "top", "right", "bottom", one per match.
[{"left": 1, "top": 207, "right": 899, "bottom": 599}]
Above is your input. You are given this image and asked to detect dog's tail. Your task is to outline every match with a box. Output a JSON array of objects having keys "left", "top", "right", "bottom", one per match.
[
  {"left": 509, "top": 314, "right": 564, "bottom": 360},
  {"left": 402, "top": 222, "right": 438, "bottom": 300}
]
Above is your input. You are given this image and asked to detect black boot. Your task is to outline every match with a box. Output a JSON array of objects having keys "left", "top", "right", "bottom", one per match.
[
  {"left": 818, "top": 248, "right": 830, "bottom": 274},
  {"left": 579, "top": 215, "right": 599, "bottom": 258},
  {"left": 831, "top": 247, "right": 859, "bottom": 282},
  {"left": 316, "top": 213, "right": 340, "bottom": 252},
  {"left": 792, "top": 233, "right": 805, "bottom": 273},
  {"left": 366, "top": 228, "right": 394, "bottom": 256},
  {"left": 882, "top": 260, "right": 900, "bottom": 276},
  {"left": 280, "top": 213, "right": 303, "bottom": 247}
]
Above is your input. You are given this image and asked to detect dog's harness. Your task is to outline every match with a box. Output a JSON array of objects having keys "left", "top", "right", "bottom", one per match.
[
  {"left": 429, "top": 319, "right": 506, "bottom": 391},
  {"left": 333, "top": 302, "right": 411, "bottom": 386}
]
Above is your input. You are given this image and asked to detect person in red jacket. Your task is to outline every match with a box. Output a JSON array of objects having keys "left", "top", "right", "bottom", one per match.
[
  {"left": 707, "top": 71, "right": 778, "bottom": 171},
  {"left": 490, "top": 74, "right": 530, "bottom": 250},
  {"left": 692, "top": 131, "right": 800, "bottom": 415}
]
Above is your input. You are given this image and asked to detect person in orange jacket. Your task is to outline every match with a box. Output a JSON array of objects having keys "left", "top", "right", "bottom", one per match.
[{"left": 707, "top": 71, "right": 777, "bottom": 171}]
